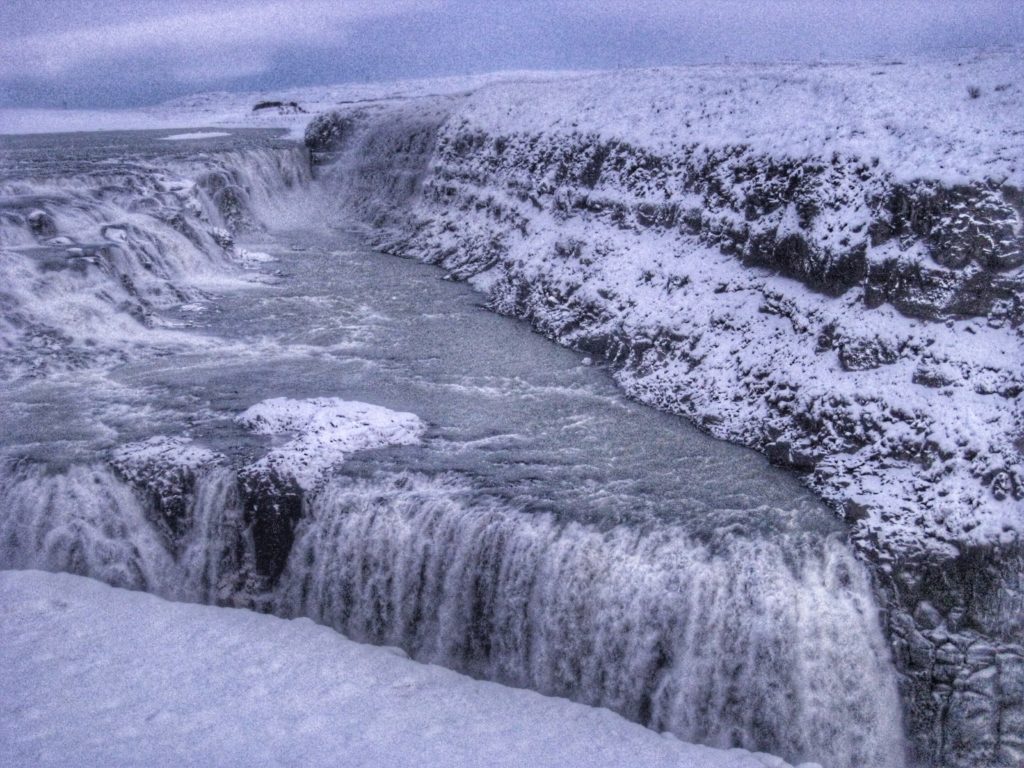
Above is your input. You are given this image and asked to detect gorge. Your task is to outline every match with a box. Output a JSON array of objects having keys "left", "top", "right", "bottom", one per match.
[{"left": 1, "top": 49, "right": 1021, "bottom": 768}]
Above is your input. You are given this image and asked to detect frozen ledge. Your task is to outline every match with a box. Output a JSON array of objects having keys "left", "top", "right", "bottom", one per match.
[
  {"left": 236, "top": 397, "right": 426, "bottom": 490},
  {"left": 160, "top": 131, "right": 232, "bottom": 141}
]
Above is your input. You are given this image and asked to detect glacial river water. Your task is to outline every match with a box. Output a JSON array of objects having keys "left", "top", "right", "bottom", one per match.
[{"left": 0, "top": 130, "right": 906, "bottom": 768}]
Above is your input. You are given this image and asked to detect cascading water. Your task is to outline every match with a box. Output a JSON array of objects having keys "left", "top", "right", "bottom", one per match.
[
  {"left": 0, "top": 461, "right": 253, "bottom": 606},
  {"left": 0, "top": 458, "right": 906, "bottom": 768},
  {"left": 0, "top": 127, "right": 910, "bottom": 768},
  {"left": 278, "top": 472, "right": 904, "bottom": 768},
  {"left": 0, "top": 132, "right": 312, "bottom": 377}
]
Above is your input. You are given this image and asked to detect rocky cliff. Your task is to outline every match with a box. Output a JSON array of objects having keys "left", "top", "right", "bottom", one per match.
[{"left": 306, "top": 51, "right": 1024, "bottom": 768}]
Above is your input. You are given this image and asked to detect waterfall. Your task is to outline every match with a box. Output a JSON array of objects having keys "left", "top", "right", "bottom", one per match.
[
  {"left": 0, "top": 461, "right": 906, "bottom": 768},
  {"left": 278, "top": 471, "right": 905, "bottom": 768},
  {"left": 0, "top": 144, "right": 312, "bottom": 377},
  {"left": 0, "top": 128, "right": 910, "bottom": 768},
  {"left": 0, "top": 462, "right": 175, "bottom": 595},
  {"left": 306, "top": 101, "right": 453, "bottom": 230},
  {"left": 0, "top": 462, "right": 255, "bottom": 606}
]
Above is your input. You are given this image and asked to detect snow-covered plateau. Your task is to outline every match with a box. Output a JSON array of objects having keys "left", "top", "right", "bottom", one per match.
[{"left": 0, "top": 47, "right": 1021, "bottom": 768}]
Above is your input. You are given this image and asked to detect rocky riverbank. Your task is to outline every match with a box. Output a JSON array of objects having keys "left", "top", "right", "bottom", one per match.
[{"left": 306, "top": 50, "right": 1023, "bottom": 767}]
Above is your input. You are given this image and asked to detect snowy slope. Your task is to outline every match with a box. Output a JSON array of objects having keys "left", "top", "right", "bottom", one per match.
[
  {"left": 0, "top": 70, "right": 572, "bottom": 138},
  {"left": 302, "top": 47, "right": 1024, "bottom": 768},
  {"left": 0, "top": 570, "right": 811, "bottom": 768},
  {"left": 450, "top": 50, "right": 1023, "bottom": 187}
]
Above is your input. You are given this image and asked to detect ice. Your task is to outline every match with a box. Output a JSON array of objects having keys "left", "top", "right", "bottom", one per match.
[{"left": 161, "top": 131, "right": 233, "bottom": 141}]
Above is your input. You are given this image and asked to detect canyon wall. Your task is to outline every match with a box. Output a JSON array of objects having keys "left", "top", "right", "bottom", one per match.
[{"left": 306, "top": 53, "right": 1024, "bottom": 767}]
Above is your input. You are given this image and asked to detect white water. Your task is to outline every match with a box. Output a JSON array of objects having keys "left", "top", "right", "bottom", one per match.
[
  {"left": 281, "top": 472, "right": 903, "bottom": 768},
  {"left": 0, "top": 131, "right": 310, "bottom": 378},
  {"left": 0, "top": 129, "right": 907, "bottom": 768},
  {"left": 0, "top": 460, "right": 905, "bottom": 768}
]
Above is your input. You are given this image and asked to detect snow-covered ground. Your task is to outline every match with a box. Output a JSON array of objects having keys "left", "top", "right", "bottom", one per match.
[
  {"left": 236, "top": 397, "right": 425, "bottom": 491},
  {"left": 0, "top": 570, "right": 812, "bottom": 768},
  {"left": 0, "top": 70, "right": 569, "bottom": 138},
  {"left": 161, "top": 131, "right": 233, "bottom": 141},
  {"left": 447, "top": 49, "right": 1023, "bottom": 187}
]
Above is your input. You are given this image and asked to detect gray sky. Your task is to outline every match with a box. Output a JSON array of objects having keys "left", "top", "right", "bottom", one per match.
[{"left": 1, "top": 0, "right": 1021, "bottom": 108}]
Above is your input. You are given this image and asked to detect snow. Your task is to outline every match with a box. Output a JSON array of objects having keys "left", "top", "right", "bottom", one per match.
[
  {"left": 110, "top": 436, "right": 223, "bottom": 479},
  {"left": 3, "top": 48, "right": 1018, "bottom": 188},
  {"left": 160, "top": 131, "right": 232, "bottom": 141},
  {"left": 2, "top": 47, "right": 1019, "bottom": 187},
  {"left": 236, "top": 397, "right": 426, "bottom": 490},
  {"left": 0, "top": 569, "right": 811, "bottom": 768},
  {"left": 0, "top": 70, "right": 568, "bottom": 138},
  {"left": 451, "top": 50, "right": 1022, "bottom": 187},
  {"left": 0, "top": 108, "right": 196, "bottom": 135}
]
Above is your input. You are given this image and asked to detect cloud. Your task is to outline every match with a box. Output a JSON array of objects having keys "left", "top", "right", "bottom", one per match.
[
  {"left": 561, "top": 0, "right": 1024, "bottom": 58},
  {"left": 0, "top": 0, "right": 438, "bottom": 83},
  {"left": 1, "top": 0, "right": 1020, "bottom": 107}
]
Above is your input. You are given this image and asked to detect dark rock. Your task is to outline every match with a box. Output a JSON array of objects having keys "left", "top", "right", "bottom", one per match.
[
  {"left": 252, "top": 100, "right": 306, "bottom": 114},
  {"left": 837, "top": 335, "right": 900, "bottom": 371},
  {"left": 764, "top": 440, "right": 817, "bottom": 471},
  {"left": 27, "top": 209, "right": 57, "bottom": 238},
  {"left": 239, "top": 468, "right": 305, "bottom": 586}
]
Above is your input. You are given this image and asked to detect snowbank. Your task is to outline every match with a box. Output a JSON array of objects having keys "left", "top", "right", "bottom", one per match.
[
  {"left": 236, "top": 397, "right": 425, "bottom": 490},
  {"left": 161, "top": 131, "right": 233, "bottom": 141},
  {"left": 0, "top": 570, "right": 809, "bottom": 768},
  {"left": 454, "top": 50, "right": 1023, "bottom": 187}
]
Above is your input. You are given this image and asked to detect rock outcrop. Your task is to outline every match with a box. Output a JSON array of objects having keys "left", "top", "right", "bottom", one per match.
[{"left": 306, "top": 51, "right": 1023, "bottom": 767}]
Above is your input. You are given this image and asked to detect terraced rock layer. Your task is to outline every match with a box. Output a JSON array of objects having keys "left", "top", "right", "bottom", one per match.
[{"left": 306, "top": 54, "right": 1024, "bottom": 767}]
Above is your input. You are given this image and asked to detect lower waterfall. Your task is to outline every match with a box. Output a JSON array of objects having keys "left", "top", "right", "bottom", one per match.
[{"left": 0, "top": 462, "right": 906, "bottom": 768}]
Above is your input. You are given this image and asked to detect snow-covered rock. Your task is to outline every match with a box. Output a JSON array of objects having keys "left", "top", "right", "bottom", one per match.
[
  {"left": 235, "top": 397, "right": 426, "bottom": 492},
  {"left": 305, "top": 49, "right": 1024, "bottom": 768},
  {"left": 230, "top": 398, "right": 425, "bottom": 584},
  {"left": 98, "top": 400, "right": 427, "bottom": 590},
  {"left": 110, "top": 436, "right": 225, "bottom": 545},
  {"left": 0, "top": 569, "right": 811, "bottom": 768}
]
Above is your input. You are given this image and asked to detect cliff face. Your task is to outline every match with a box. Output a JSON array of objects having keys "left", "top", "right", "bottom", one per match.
[{"left": 307, "top": 52, "right": 1024, "bottom": 768}]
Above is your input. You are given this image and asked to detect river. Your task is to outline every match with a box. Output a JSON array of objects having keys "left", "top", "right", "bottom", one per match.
[{"left": 0, "top": 129, "right": 906, "bottom": 768}]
